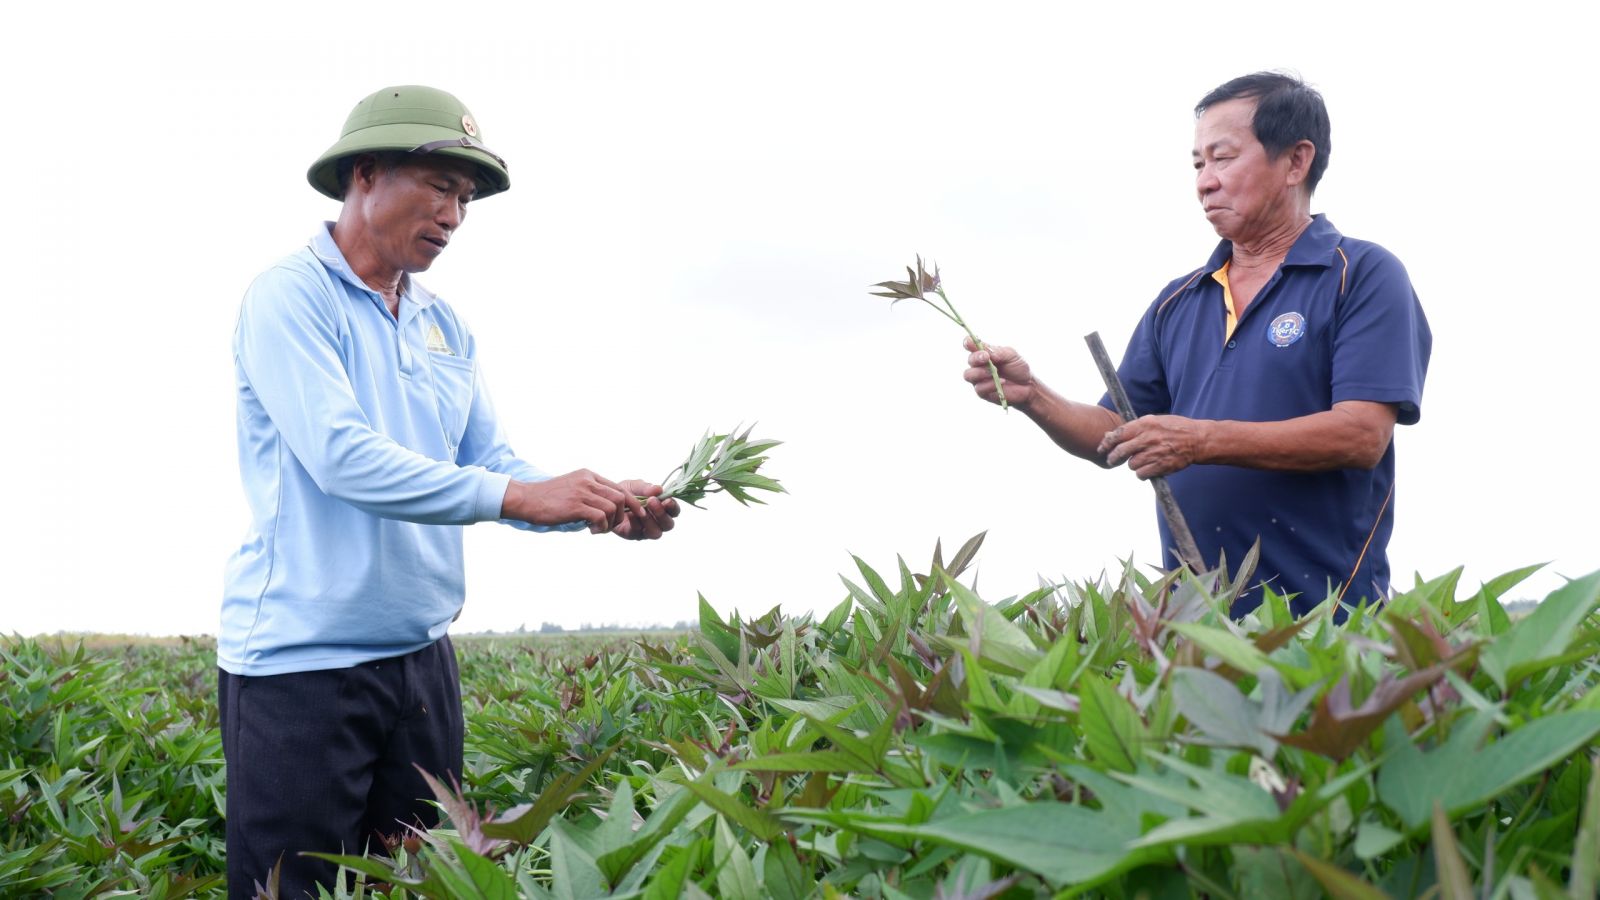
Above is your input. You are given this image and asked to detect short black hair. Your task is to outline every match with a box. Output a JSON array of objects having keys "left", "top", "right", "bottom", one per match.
[
  {"left": 1196, "top": 71, "right": 1331, "bottom": 193},
  {"left": 334, "top": 151, "right": 409, "bottom": 200}
]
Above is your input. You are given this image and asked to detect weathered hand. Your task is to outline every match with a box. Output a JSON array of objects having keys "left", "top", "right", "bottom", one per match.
[
  {"left": 502, "top": 469, "right": 647, "bottom": 533},
  {"left": 1098, "top": 415, "right": 1206, "bottom": 479},
  {"left": 962, "top": 337, "right": 1035, "bottom": 409},
  {"left": 612, "top": 479, "right": 680, "bottom": 540}
]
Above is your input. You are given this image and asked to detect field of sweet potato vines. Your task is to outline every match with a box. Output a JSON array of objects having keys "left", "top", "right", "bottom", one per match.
[{"left": 4, "top": 536, "right": 1599, "bottom": 899}]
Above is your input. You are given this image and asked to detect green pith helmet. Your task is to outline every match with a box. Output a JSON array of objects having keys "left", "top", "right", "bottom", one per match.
[{"left": 307, "top": 85, "right": 511, "bottom": 201}]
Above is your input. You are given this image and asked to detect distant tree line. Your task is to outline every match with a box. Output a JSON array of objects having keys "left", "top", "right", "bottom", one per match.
[{"left": 484, "top": 621, "right": 696, "bottom": 636}]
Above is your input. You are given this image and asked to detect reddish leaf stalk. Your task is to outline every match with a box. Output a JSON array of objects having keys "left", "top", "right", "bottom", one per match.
[{"left": 871, "top": 256, "right": 1008, "bottom": 410}]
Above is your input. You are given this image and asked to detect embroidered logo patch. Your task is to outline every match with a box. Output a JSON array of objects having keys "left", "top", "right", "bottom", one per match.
[
  {"left": 1266, "top": 312, "right": 1307, "bottom": 348},
  {"left": 425, "top": 324, "right": 454, "bottom": 355}
]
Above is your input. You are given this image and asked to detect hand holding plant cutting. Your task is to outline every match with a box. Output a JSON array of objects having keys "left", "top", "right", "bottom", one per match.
[
  {"left": 612, "top": 479, "right": 678, "bottom": 540},
  {"left": 962, "top": 337, "right": 1037, "bottom": 409},
  {"left": 871, "top": 255, "right": 1009, "bottom": 410}
]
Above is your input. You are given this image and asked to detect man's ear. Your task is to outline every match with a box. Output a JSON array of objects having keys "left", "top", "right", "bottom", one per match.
[
  {"left": 1285, "top": 140, "right": 1316, "bottom": 187},
  {"left": 349, "top": 153, "right": 381, "bottom": 194}
]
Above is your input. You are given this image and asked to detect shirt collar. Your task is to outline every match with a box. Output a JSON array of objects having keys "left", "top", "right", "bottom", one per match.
[
  {"left": 1203, "top": 213, "right": 1343, "bottom": 272},
  {"left": 307, "top": 222, "right": 438, "bottom": 309}
]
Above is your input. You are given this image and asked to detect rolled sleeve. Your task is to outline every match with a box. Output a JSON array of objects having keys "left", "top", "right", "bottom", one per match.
[{"left": 473, "top": 469, "right": 513, "bottom": 522}]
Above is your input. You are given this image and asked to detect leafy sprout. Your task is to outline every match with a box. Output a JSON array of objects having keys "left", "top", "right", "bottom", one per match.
[
  {"left": 654, "top": 425, "right": 785, "bottom": 508},
  {"left": 871, "top": 255, "right": 1008, "bottom": 409}
]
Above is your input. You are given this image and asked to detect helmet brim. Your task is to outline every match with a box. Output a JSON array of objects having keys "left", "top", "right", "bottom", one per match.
[{"left": 306, "top": 122, "right": 511, "bottom": 201}]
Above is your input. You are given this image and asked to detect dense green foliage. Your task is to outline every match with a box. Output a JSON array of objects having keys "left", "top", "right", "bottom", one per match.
[
  {"left": 3, "top": 538, "right": 1599, "bottom": 898},
  {"left": 1, "top": 637, "right": 224, "bottom": 896}
]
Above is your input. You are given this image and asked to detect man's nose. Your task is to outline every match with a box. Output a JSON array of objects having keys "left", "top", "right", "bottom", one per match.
[
  {"left": 1196, "top": 163, "right": 1221, "bottom": 194},
  {"left": 437, "top": 201, "right": 463, "bottom": 231}
]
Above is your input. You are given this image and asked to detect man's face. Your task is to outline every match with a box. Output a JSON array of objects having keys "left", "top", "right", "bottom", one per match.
[
  {"left": 357, "top": 155, "right": 480, "bottom": 274},
  {"left": 1192, "top": 98, "right": 1300, "bottom": 242}
]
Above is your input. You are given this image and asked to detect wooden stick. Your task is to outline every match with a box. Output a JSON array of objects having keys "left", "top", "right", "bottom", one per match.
[{"left": 1084, "top": 332, "right": 1207, "bottom": 573}]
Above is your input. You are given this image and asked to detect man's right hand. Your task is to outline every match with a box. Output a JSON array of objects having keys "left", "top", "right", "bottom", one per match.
[
  {"left": 501, "top": 470, "right": 647, "bottom": 534},
  {"left": 963, "top": 337, "right": 1036, "bottom": 409}
]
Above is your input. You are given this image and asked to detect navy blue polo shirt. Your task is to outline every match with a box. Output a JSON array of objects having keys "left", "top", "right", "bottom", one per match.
[{"left": 1103, "top": 215, "right": 1431, "bottom": 617}]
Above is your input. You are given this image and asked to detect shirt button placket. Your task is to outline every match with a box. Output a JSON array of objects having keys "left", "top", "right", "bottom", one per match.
[{"left": 396, "top": 306, "right": 413, "bottom": 375}]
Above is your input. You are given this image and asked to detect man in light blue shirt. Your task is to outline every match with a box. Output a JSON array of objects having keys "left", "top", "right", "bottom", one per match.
[{"left": 219, "top": 85, "right": 678, "bottom": 897}]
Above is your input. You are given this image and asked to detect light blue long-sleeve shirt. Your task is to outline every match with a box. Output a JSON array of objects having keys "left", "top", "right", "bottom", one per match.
[{"left": 221, "top": 224, "right": 581, "bottom": 675}]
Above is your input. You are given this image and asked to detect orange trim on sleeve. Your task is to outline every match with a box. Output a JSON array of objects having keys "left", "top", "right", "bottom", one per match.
[
  {"left": 1154, "top": 269, "right": 1208, "bottom": 318},
  {"left": 1337, "top": 482, "right": 1394, "bottom": 606}
]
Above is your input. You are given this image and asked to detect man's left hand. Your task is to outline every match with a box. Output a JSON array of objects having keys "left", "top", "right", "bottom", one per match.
[
  {"left": 1098, "top": 415, "right": 1206, "bottom": 479},
  {"left": 613, "top": 480, "right": 681, "bottom": 540}
]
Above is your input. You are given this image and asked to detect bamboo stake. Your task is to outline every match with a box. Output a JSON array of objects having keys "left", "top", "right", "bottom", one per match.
[{"left": 1084, "top": 332, "right": 1207, "bottom": 573}]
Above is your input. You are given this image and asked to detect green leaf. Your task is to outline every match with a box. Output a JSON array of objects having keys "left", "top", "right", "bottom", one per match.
[
  {"left": 764, "top": 696, "right": 856, "bottom": 719},
  {"left": 1479, "top": 570, "right": 1600, "bottom": 690},
  {"left": 595, "top": 788, "right": 697, "bottom": 889},
  {"left": 762, "top": 838, "right": 810, "bottom": 900},
  {"left": 1389, "top": 567, "right": 1464, "bottom": 624},
  {"left": 840, "top": 801, "right": 1170, "bottom": 890},
  {"left": 695, "top": 632, "right": 754, "bottom": 694},
  {"left": 732, "top": 750, "right": 867, "bottom": 774},
  {"left": 797, "top": 708, "right": 882, "bottom": 770},
  {"left": 481, "top": 747, "right": 617, "bottom": 845},
  {"left": 657, "top": 426, "right": 784, "bottom": 508},
  {"left": 1376, "top": 710, "right": 1600, "bottom": 830},
  {"left": 682, "top": 776, "right": 785, "bottom": 841},
  {"left": 714, "top": 816, "right": 760, "bottom": 900},
  {"left": 946, "top": 532, "right": 987, "bottom": 582},
  {"left": 1572, "top": 756, "right": 1600, "bottom": 900},
  {"left": 819, "top": 592, "right": 857, "bottom": 634},
  {"left": 1354, "top": 819, "right": 1405, "bottom": 860},
  {"left": 642, "top": 847, "right": 692, "bottom": 900},
  {"left": 943, "top": 572, "right": 1042, "bottom": 673},
  {"left": 300, "top": 853, "right": 404, "bottom": 884},
  {"left": 582, "top": 778, "right": 638, "bottom": 859},
  {"left": 549, "top": 819, "right": 608, "bottom": 900},
  {"left": 1013, "top": 684, "right": 1080, "bottom": 714},
  {"left": 853, "top": 555, "right": 897, "bottom": 607},
  {"left": 1116, "top": 752, "right": 1282, "bottom": 847},
  {"left": 453, "top": 839, "right": 523, "bottom": 900},
  {"left": 910, "top": 731, "right": 1015, "bottom": 774},
  {"left": 1167, "top": 621, "right": 1273, "bottom": 674},
  {"left": 1169, "top": 666, "right": 1276, "bottom": 756},
  {"left": 698, "top": 594, "right": 742, "bottom": 662},
  {"left": 1077, "top": 675, "right": 1147, "bottom": 773},
  {"left": 1233, "top": 846, "right": 1321, "bottom": 900},
  {"left": 1466, "top": 564, "right": 1544, "bottom": 637}
]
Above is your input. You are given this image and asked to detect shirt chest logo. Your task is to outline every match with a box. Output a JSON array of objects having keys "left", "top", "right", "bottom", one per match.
[
  {"left": 425, "top": 324, "right": 454, "bottom": 355},
  {"left": 1267, "top": 312, "right": 1307, "bottom": 348}
]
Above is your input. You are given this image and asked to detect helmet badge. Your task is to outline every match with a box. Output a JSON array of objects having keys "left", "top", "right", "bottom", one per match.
[{"left": 461, "top": 114, "right": 478, "bottom": 137}]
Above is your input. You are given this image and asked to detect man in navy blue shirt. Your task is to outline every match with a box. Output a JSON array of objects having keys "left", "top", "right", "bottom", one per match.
[{"left": 964, "top": 72, "right": 1431, "bottom": 617}]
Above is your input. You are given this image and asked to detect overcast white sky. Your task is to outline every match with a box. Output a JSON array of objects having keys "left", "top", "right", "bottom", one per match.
[{"left": 3, "top": 1, "right": 1595, "bottom": 636}]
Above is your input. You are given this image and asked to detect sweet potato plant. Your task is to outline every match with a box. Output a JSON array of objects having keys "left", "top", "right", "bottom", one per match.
[{"left": 3, "top": 538, "right": 1598, "bottom": 898}]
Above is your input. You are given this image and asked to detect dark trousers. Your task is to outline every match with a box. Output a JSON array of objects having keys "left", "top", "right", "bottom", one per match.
[{"left": 218, "top": 637, "right": 464, "bottom": 899}]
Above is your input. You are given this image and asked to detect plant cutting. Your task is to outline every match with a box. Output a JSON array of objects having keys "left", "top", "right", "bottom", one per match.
[
  {"left": 653, "top": 424, "right": 785, "bottom": 508},
  {"left": 871, "top": 255, "right": 1008, "bottom": 409}
]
